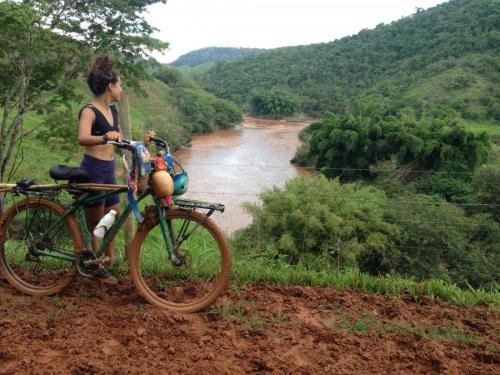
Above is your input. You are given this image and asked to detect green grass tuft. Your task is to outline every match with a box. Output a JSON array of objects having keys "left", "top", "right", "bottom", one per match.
[{"left": 231, "top": 257, "right": 499, "bottom": 307}]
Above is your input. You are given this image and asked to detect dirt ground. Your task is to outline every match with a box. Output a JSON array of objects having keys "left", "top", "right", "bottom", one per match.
[{"left": 0, "top": 276, "right": 498, "bottom": 375}]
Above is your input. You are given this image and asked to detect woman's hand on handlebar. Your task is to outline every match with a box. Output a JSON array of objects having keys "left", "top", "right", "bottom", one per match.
[
  {"left": 103, "top": 131, "right": 122, "bottom": 142},
  {"left": 144, "top": 130, "right": 156, "bottom": 146},
  {"left": 105, "top": 138, "right": 136, "bottom": 151}
]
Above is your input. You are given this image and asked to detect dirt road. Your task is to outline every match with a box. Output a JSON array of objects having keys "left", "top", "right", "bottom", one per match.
[{"left": 0, "top": 278, "right": 498, "bottom": 374}]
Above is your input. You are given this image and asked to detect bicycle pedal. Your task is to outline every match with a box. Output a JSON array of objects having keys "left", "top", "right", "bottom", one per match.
[{"left": 76, "top": 250, "right": 99, "bottom": 277}]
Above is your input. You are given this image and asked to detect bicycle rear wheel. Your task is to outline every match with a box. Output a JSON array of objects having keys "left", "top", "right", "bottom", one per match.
[
  {"left": 128, "top": 208, "right": 231, "bottom": 312},
  {"left": 0, "top": 198, "right": 82, "bottom": 295}
]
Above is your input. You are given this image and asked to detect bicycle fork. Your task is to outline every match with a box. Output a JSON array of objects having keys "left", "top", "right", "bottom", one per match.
[
  {"left": 153, "top": 197, "right": 214, "bottom": 267},
  {"left": 153, "top": 198, "right": 181, "bottom": 265}
]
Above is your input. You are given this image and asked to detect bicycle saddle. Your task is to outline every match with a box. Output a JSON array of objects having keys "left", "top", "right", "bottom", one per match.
[{"left": 49, "top": 165, "right": 90, "bottom": 181}]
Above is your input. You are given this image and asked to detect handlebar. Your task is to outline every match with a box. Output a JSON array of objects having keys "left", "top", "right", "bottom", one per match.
[
  {"left": 106, "top": 139, "right": 136, "bottom": 151},
  {"left": 150, "top": 136, "right": 168, "bottom": 149},
  {"left": 106, "top": 135, "right": 171, "bottom": 152}
]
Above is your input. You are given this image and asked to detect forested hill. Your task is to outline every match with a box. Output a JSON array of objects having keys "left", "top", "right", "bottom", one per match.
[
  {"left": 199, "top": 0, "right": 500, "bottom": 120},
  {"left": 170, "top": 47, "right": 266, "bottom": 68}
]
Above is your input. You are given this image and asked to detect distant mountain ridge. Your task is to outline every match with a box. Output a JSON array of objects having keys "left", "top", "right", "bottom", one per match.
[
  {"left": 198, "top": 0, "right": 500, "bottom": 121},
  {"left": 170, "top": 47, "right": 266, "bottom": 68}
]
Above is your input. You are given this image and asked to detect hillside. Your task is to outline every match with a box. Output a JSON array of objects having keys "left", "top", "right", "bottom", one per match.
[
  {"left": 199, "top": 0, "right": 500, "bottom": 121},
  {"left": 170, "top": 47, "right": 266, "bottom": 68}
]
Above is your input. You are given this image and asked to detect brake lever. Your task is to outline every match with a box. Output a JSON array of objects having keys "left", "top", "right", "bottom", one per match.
[
  {"left": 150, "top": 136, "right": 171, "bottom": 154},
  {"left": 151, "top": 136, "right": 166, "bottom": 147},
  {"left": 107, "top": 140, "right": 136, "bottom": 151}
]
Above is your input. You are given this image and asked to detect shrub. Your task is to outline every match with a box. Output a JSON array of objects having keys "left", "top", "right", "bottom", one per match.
[
  {"left": 470, "top": 166, "right": 500, "bottom": 222},
  {"left": 233, "top": 176, "right": 399, "bottom": 269},
  {"left": 358, "top": 193, "right": 500, "bottom": 289},
  {"left": 233, "top": 176, "right": 500, "bottom": 289},
  {"left": 249, "top": 88, "right": 300, "bottom": 118}
]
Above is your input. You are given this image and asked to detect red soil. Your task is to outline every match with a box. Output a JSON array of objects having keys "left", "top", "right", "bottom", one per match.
[{"left": 0, "top": 277, "right": 498, "bottom": 374}]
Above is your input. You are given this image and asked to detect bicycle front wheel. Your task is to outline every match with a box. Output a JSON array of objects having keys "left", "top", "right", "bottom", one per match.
[
  {"left": 0, "top": 198, "right": 82, "bottom": 295},
  {"left": 128, "top": 208, "right": 231, "bottom": 312}
]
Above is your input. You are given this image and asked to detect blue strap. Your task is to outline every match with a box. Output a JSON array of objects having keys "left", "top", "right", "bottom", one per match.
[
  {"left": 128, "top": 185, "right": 144, "bottom": 223},
  {"left": 126, "top": 155, "right": 144, "bottom": 223},
  {"left": 165, "top": 154, "right": 174, "bottom": 173}
]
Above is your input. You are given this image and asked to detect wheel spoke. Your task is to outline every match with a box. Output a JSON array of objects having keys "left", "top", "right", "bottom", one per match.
[
  {"left": 32, "top": 262, "right": 41, "bottom": 276},
  {"left": 131, "top": 209, "right": 231, "bottom": 312},
  {"left": 0, "top": 198, "right": 78, "bottom": 295}
]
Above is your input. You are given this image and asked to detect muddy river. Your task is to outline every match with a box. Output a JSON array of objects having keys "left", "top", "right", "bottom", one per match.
[{"left": 174, "top": 117, "right": 310, "bottom": 235}]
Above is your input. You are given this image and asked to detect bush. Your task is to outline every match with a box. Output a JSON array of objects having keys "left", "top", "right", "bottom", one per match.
[
  {"left": 414, "top": 174, "right": 473, "bottom": 203},
  {"left": 176, "top": 88, "right": 242, "bottom": 133},
  {"left": 470, "top": 166, "right": 500, "bottom": 222},
  {"left": 249, "top": 88, "right": 300, "bottom": 118},
  {"left": 36, "top": 106, "right": 80, "bottom": 152},
  {"left": 358, "top": 193, "right": 500, "bottom": 289},
  {"left": 233, "top": 176, "right": 500, "bottom": 289},
  {"left": 233, "top": 176, "right": 399, "bottom": 269}
]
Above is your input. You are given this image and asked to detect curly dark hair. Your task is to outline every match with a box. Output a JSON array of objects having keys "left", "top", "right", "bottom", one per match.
[{"left": 87, "top": 55, "right": 119, "bottom": 96}]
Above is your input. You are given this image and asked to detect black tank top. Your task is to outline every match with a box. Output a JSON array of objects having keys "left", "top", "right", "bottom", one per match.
[{"left": 78, "top": 104, "right": 120, "bottom": 136}]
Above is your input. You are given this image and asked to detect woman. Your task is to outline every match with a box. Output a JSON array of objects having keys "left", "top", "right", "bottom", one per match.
[{"left": 78, "top": 55, "right": 154, "bottom": 283}]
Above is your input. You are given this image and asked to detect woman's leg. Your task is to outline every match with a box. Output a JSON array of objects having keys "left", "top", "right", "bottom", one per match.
[
  {"left": 103, "top": 203, "right": 120, "bottom": 262},
  {"left": 84, "top": 204, "right": 118, "bottom": 285},
  {"left": 84, "top": 205, "right": 105, "bottom": 254}
]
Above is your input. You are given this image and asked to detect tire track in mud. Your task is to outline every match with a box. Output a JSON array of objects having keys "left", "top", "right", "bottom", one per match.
[{"left": 0, "top": 278, "right": 498, "bottom": 374}]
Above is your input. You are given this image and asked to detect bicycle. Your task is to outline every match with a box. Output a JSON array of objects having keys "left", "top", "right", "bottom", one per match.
[{"left": 0, "top": 137, "right": 231, "bottom": 312}]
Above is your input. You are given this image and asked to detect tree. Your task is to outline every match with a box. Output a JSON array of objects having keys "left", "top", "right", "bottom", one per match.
[
  {"left": 249, "top": 88, "right": 300, "bottom": 118},
  {"left": 0, "top": 0, "right": 167, "bottom": 214},
  {"left": 294, "top": 100, "right": 490, "bottom": 198}
]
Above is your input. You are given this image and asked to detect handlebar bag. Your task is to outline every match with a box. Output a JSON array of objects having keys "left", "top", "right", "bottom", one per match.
[{"left": 134, "top": 143, "right": 151, "bottom": 193}]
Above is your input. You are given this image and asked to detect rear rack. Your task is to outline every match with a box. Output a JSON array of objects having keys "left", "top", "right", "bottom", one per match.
[{"left": 172, "top": 198, "right": 225, "bottom": 213}]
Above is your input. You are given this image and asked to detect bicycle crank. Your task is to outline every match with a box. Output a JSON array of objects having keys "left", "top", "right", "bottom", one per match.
[{"left": 76, "top": 250, "right": 109, "bottom": 277}]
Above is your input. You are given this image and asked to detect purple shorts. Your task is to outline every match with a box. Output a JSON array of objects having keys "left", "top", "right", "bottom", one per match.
[{"left": 80, "top": 154, "right": 120, "bottom": 208}]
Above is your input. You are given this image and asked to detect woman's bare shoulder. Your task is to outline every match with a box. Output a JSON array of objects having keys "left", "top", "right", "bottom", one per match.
[{"left": 79, "top": 106, "right": 96, "bottom": 121}]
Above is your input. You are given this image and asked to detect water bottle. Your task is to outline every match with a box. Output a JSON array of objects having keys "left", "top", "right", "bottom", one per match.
[{"left": 93, "top": 210, "right": 117, "bottom": 238}]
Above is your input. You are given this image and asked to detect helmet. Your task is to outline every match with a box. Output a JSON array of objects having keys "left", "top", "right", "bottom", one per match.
[
  {"left": 173, "top": 172, "right": 189, "bottom": 196},
  {"left": 151, "top": 170, "right": 174, "bottom": 197}
]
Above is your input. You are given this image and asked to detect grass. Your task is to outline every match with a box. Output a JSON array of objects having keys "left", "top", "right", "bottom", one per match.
[
  {"left": 230, "top": 257, "right": 499, "bottom": 308},
  {"left": 125, "top": 220, "right": 500, "bottom": 308},
  {"left": 330, "top": 312, "right": 487, "bottom": 348},
  {"left": 487, "top": 344, "right": 499, "bottom": 353},
  {"left": 133, "top": 227, "right": 498, "bottom": 308},
  {"left": 213, "top": 300, "right": 245, "bottom": 319},
  {"left": 212, "top": 299, "right": 292, "bottom": 336}
]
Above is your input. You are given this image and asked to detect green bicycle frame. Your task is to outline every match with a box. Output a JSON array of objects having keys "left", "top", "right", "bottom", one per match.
[
  {"left": 75, "top": 189, "right": 177, "bottom": 259},
  {"left": 25, "top": 188, "right": 173, "bottom": 263},
  {"left": 25, "top": 188, "right": 224, "bottom": 264}
]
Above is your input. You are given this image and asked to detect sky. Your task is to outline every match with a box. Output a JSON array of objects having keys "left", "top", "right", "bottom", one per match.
[{"left": 145, "top": 0, "right": 449, "bottom": 64}]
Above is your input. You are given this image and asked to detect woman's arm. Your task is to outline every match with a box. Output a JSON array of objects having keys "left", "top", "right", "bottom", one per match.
[{"left": 78, "top": 107, "right": 104, "bottom": 146}]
